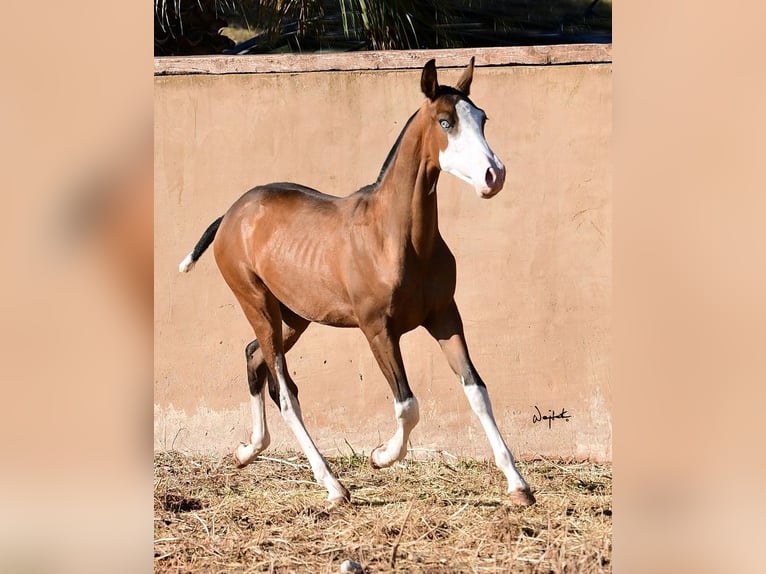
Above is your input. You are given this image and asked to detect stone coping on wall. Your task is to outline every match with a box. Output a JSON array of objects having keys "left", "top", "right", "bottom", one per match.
[{"left": 154, "top": 44, "right": 611, "bottom": 76}]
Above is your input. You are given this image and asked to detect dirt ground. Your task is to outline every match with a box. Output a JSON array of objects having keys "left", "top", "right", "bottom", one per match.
[{"left": 154, "top": 451, "right": 611, "bottom": 573}]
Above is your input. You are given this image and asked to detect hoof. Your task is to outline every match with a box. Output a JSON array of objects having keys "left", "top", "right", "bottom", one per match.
[
  {"left": 368, "top": 445, "right": 386, "bottom": 469},
  {"left": 340, "top": 559, "right": 365, "bottom": 574},
  {"left": 233, "top": 443, "right": 255, "bottom": 469},
  {"left": 509, "top": 487, "right": 536, "bottom": 506},
  {"left": 233, "top": 452, "right": 247, "bottom": 469},
  {"left": 327, "top": 486, "right": 351, "bottom": 509}
]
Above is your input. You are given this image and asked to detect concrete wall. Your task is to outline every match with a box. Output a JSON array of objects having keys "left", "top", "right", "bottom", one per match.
[{"left": 154, "top": 46, "right": 612, "bottom": 461}]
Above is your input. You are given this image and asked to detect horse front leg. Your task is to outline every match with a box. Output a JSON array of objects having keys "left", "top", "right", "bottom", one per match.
[
  {"left": 425, "top": 301, "right": 536, "bottom": 506},
  {"left": 363, "top": 324, "right": 420, "bottom": 469}
]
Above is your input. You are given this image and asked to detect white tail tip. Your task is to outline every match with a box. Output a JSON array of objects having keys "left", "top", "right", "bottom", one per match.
[{"left": 179, "top": 253, "right": 196, "bottom": 273}]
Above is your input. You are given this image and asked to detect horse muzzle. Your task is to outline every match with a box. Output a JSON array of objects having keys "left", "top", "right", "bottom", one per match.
[{"left": 477, "top": 165, "right": 506, "bottom": 198}]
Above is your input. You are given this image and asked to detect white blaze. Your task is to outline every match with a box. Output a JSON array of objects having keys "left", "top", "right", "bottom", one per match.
[{"left": 438, "top": 99, "right": 505, "bottom": 198}]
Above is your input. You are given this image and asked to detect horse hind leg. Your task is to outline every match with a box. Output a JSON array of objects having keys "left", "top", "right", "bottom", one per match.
[
  {"left": 233, "top": 339, "right": 272, "bottom": 468},
  {"left": 234, "top": 309, "right": 309, "bottom": 468},
  {"left": 270, "top": 351, "right": 351, "bottom": 506},
  {"left": 235, "top": 289, "right": 350, "bottom": 506}
]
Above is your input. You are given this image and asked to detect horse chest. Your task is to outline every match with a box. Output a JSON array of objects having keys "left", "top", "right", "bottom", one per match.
[{"left": 379, "top": 245, "right": 457, "bottom": 330}]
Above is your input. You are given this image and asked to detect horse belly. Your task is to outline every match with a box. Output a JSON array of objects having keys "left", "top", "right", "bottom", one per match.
[
  {"left": 254, "top": 234, "right": 358, "bottom": 327},
  {"left": 269, "top": 272, "right": 358, "bottom": 328}
]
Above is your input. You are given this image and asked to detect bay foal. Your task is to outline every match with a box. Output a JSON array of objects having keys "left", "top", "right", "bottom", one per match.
[{"left": 179, "top": 59, "right": 535, "bottom": 506}]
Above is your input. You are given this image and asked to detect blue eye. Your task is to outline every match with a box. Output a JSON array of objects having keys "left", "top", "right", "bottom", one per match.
[{"left": 439, "top": 119, "right": 451, "bottom": 129}]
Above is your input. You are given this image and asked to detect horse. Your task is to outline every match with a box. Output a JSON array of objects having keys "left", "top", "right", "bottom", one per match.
[{"left": 179, "top": 58, "right": 535, "bottom": 507}]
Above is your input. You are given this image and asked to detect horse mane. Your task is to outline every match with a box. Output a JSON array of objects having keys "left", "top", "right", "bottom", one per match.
[
  {"left": 356, "top": 110, "right": 419, "bottom": 194},
  {"left": 355, "top": 89, "right": 475, "bottom": 195}
]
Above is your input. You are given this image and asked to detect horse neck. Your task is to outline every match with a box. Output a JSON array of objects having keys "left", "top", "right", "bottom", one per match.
[{"left": 373, "top": 111, "right": 441, "bottom": 259}]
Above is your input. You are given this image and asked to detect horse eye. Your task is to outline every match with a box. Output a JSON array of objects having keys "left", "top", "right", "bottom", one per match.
[{"left": 439, "top": 119, "right": 451, "bottom": 129}]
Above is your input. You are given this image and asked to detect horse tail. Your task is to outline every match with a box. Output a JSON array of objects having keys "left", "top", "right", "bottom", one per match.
[{"left": 178, "top": 216, "right": 223, "bottom": 273}]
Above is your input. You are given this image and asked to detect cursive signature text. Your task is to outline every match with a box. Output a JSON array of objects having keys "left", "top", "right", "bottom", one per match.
[{"left": 532, "top": 406, "right": 572, "bottom": 429}]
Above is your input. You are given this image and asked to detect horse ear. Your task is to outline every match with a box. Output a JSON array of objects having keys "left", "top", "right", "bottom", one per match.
[
  {"left": 421, "top": 59, "right": 439, "bottom": 100},
  {"left": 455, "top": 56, "right": 475, "bottom": 96}
]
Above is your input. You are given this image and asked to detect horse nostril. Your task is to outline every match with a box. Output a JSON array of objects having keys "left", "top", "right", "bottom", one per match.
[{"left": 485, "top": 167, "right": 497, "bottom": 188}]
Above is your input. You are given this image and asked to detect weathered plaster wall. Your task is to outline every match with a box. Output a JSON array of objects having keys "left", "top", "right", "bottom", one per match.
[{"left": 154, "top": 47, "right": 612, "bottom": 461}]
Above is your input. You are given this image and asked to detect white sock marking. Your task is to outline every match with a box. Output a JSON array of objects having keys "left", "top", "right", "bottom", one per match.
[
  {"left": 462, "top": 382, "right": 528, "bottom": 492},
  {"left": 371, "top": 397, "right": 420, "bottom": 468},
  {"left": 274, "top": 367, "right": 347, "bottom": 502},
  {"left": 235, "top": 392, "right": 270, "bottom": 466}
]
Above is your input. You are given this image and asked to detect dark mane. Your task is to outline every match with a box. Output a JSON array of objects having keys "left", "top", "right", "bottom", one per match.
[
  {"left": 355, "top": 88, "right": 476, "bottom": 195},
  {"left": 356, "top": 110, "right": 418, "bottom": 193}
]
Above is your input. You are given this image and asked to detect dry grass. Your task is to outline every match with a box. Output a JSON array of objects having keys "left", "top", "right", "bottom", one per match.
[{"left": 154, "top": 451, "right": 611, "bottom": 573}]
